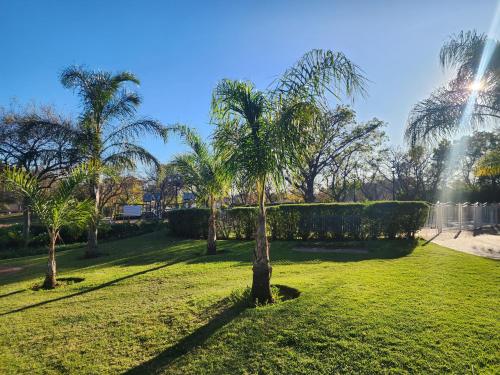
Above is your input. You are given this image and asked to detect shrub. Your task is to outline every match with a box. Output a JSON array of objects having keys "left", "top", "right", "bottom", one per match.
[
  {"left": 166, "top": 201, "right": 429, "bottom": 240},
  {"left": 0, "top": 220, "right": 163, "bottom": 257},
  {"left": 165, "top": 208, "right": 210, "bottom": 239}
]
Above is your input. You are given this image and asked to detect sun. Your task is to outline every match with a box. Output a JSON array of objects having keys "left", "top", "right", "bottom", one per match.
[{"left": 468, "top": 80, "right": 485, "bottom": 91}]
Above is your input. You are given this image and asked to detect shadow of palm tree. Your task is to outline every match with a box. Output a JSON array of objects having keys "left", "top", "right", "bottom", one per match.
[
  {"left": 0, "top": 254, "right": 197, "bottom": 316},
  {"left": 124, "top": 299, "right": 246, "bottom": 375},
  {"left": 0, "top": 289, "right": 25, "bottom": 299},
  {"left": 0, "top": 233, "right": 200, "bottom": 287}
]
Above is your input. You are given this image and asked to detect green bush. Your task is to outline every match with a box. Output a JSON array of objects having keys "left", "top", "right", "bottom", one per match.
[
  {"left": 165, "top": 209, "right": 210, "bottom": 239},
  {"left": 0, "top": 220, "right": 163, "bottom": 256},
  {"left": 166, "top": 201, "right": 429, "bottom": 240}
]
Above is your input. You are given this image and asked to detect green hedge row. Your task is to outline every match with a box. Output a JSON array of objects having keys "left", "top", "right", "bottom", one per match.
[
  {"left": 0, "top": 221, "right": 162, "bottom": 251},
  {"left": 166, "top": 202, "right": 429, "bottom": 240}
]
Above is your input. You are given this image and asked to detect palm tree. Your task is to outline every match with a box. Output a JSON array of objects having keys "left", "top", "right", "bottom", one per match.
[
  {"left": 3, "top": 164, "right": 92, "bottom": 288},
  {"left": 406, "top": 30, "right": 500, "bottom": 145},
  {"left": 213, "top": 49, "right": 366, "bottom": 303},
  {"left": 172, "top": 125, "right": 230, "bottom": 255},
  {"left": 60, "top": 66, "right": 168, "bottom": 257}
]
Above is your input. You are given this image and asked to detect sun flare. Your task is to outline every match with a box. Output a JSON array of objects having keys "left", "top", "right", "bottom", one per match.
[{"left": 468, "top": 80, "right": 485, "bottom": 91}]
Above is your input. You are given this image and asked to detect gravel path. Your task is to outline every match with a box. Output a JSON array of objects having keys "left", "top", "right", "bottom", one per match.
[{"left": 418, "top": 228, "right": 500, "bottom": 260}]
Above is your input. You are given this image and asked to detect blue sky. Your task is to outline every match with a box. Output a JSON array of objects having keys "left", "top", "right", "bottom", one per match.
[{"left": 0, "top": 0, "right": 498, "bottom": 164}]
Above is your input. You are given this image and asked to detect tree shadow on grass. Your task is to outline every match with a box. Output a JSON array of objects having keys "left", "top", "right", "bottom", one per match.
[
  {"left": 0, "top": 254, "right": 198, "bottom": 316},
  {"left": 186, "top": 239, "right": 419, "bottom": 266},
  {"left": 124, "top": 298, "right": 247, "bottom": 375},
  {"left": 0, "top": 289, "right": 25, "bottom": 299},
  {"left": 0, "top": 233, "right": 200, "bottom": 287}
]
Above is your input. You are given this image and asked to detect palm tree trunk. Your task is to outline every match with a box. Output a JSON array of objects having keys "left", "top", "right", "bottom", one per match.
[
  {"left": 207, "top": 196, "right": 217, "bottom": 255},
  {"left": 22, "top": 198, "right": 31, "bottom": 247},
  {"left": 86, "top": 178, "right": 100, "bottom": 258},
  {"left": 251, "top": 180, "right": 273, "bottom": 304},
  {"left": 43, "top": 232, "right": 57, "bottom": 289}
]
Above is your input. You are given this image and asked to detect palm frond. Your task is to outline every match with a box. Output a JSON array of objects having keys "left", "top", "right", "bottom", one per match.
[
  {"left": 439, "top": 30, "right": 486, "bottom": 71},
  {"left": 212, "top": 79, "right": 268, "bottom": 125},
  {"left": 105, "top": 119, "right": 168, "bottom": 144},
  {"left": 406, "top": 85, "right": 499, "bottom": 146},
  {"left": 171, "top": 124, "right": 212, "bottom": 165},
  {"left": 272, "top": 49, "right": 367, "bottom": 102},
  {"left": 406, "top": 30, "right": 500, "bottom": 145},
  {"left": 103, "top": 144, "right": 159, "bottom": 169},
  {"left": 61, "top": 66, "right": 141, "bottom": 120},
  {"left": 102, "top": 90, "right": 141, "bottom": 121},
  {"left": 2, "top": 166, "right": 42, "bottom": 202}
]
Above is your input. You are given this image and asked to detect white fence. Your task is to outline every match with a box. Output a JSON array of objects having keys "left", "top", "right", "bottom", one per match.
[{"left": 426, "top": 202, "right": 500, "bottom": 233}]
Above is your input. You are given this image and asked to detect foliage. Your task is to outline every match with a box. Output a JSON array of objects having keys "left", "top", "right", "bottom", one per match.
[
  {"left": 2, "top": 164, "right": 93, "bottom": 237},
  {"left": 0, "top": 220, "right": 163, "bottom": 259},
  {"left": 0, "top": 104, "right": 77, "bottom": 183},
  {"left": 475, "top": 148, "right": 500, "bottom": 177},
  {"left": 284, "top": 104, "right": 385, "bottom": 202},
  {"left": 172, "top": 125, "right": 230, "bottom": 205},
  {"left": 165, "top": 208, "right": 211, "bottom": 239},
  {"left": 166, "top": 202, "right": 428, "bottom": 240},
  {"left": 213, "top": 49, "right": 368, "bottom": 302},
  {"left": 60, "top": 66, "right": 168, "bottom": 255},
  {"left": 406, "top": 30, "right": 500, "bottom": 145}
]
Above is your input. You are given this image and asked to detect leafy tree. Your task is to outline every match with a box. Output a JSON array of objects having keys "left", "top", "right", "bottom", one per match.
[
  {"left": 100, "top": 172, "right": 144, "bottom": 218},
  {"left": 285, "top": 105, "right": 352, "bottom": 201},
  {"left": 145, "top": 163, "right": 184, "bottom": 211},
  {"left": 172, "top": 125, "right": 230, "bottom": 255},
  {"left": 475, "top": 149, "right": 500, "bottom": 179},
  {"left": 406, "top": 30, "right": 500, "bottom": 145},
  {"left": 2, "top": 164, "right": 92, "bottom": 288},
  {"left": 60, "top": 66, "right": 168, "bottom": 257},
  {"left": 325, "top": 119, "right": 385, "bottom": 201},
  {"left": 456, "top": 131, "right": 500, "bottom": 187},
  {"left": 213, "top": 49, "right": 366, "bottom": 303},
  {"left": 0, "top": 105, "right": 77, "bottom": 245}
]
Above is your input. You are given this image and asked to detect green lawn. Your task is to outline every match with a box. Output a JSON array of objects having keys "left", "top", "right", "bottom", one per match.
[{"left": 0, "top": 231, "right": 498, "bottom": 374}]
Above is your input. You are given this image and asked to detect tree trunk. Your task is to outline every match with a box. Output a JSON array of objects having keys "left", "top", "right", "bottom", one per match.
[
  {"left": 207, "top": 197, "right": 217, "bottom": 255},
  {"left": 304, "top": 178, "right": 316, "bottom": 203},
  {"left": 22, "top": 199, "right": 31, "bottom": 247},
  {"left": 43, "top": 233, "right": 57, "bottom": 289},
  {"left": 251, "top": 181, "right": 273, "bottom": 304},
  {"left": 85, "top": 177, "right": 100, "bottom": 258}
]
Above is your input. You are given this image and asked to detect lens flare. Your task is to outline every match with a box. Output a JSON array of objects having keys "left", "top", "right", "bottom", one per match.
[
  {"left": 468, "top": 80, "right": 485, "bottom": 92},
  {"left": 438, "top": 3, "right": 500, "bottom": 203}
]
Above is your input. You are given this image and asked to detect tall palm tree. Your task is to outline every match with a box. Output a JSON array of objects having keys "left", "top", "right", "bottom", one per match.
[
  {"left": 3, "top": 164, "right": 92, "bottom": 288},
  {"left": 213, "top": 49, "right": 366, "bottom": 304},
  {"left": 406, "top": 30, "right": 500, "bottom": 145},
  {"left": 60, "top": 66, "right": 168, "bottom": 257},
  {"left": 172, "top": 125, "right": 230, "bottom": 255}
]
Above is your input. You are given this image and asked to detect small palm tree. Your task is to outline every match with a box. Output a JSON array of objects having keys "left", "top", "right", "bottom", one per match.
[
  {"left": 172, "top": 125, "right": 230, "bottom": 255},
  {"left": 60, "top": 66, "right": 168, "bottom": 257},
  {"left": 213, "top": 49, "right": 366, "bottom": 303},
  {"left": 3, "top": 164, "right": 92, "bottom": 288},
  {"left": 406, "top": 30, "right": 500, "bottom": 145}
]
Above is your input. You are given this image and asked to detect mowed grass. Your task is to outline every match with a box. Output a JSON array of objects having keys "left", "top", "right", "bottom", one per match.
[{"left": 0, "top": 231, "right": 498, "bottom": 374}]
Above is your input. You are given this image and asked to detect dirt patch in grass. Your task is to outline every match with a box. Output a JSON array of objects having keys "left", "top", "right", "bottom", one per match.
[
  {"left": 31, "top": 277, "right": 85, "bottom": 291},
  {"left": 293, "top": 247, "right": 369, "bottom": 254}
]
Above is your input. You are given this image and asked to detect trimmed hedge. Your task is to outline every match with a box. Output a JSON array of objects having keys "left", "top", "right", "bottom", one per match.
[
  {"left": 0, "top": 220, "right": 163, "bottom": 252},
  {"left": 166, "top": 201, "right": 429, "bottom": 240}
]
